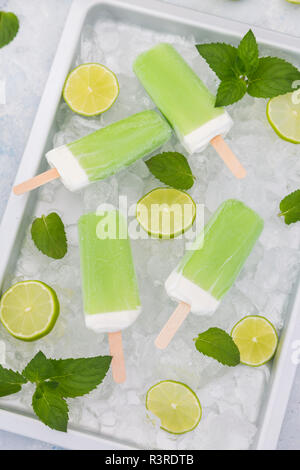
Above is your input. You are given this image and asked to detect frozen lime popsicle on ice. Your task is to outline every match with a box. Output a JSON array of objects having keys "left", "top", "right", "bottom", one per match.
[
  {"left": 78, "top": 211, "right": 141, "bottom": 383},
  {"left": 13, "top": 110, "right": 172, "bottom": 194},
  {"left": 155, "top": 200, "right": 264, "bottom": 349},
  {"left": 134, "top": 43, "right": 246, "bottom": 179}
]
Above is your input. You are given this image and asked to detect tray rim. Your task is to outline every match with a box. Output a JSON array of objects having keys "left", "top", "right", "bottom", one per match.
[{"left": 1, "top": 0, "right": 300, "bottom": 450}]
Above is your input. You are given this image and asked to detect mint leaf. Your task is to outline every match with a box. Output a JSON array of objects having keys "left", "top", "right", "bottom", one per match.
[
  {"left": 23, "top": 352, "right": 112, "bottom": 398},
  {"left": 146, "top": 152, "right": 195, "bottom": 190},
  {"left": 196, "top": 43, "right": 238, "bottom": 81},
  {"left": 46, "top": 356, "right": 112, "bottom": 398},
  {"left": 31, "top": 213, "right": 67, "bottom": 259},
  {"left": 0, "top": 365, "right": 27, "bottom": 397},
  {"left": 237, "top": 30, "right": 259, "bottom": 77},
  {"left": 22, "top": 351, "right": 56, "bottom": 383},
  {"left": 196, "top": 30, "right": 300, "bottom": 106},
  {"left": 248, "top": 57, "right": 300, "bottom": 98},
  {"left": 279, "top": 190, "right": 300, "bottom": 225},
  {"left": 0, "top": 11, "right": 19, "bottom": 48},
  {"left": 32, "top": 382, "right": 68, "bottom": 432},
  {"left": 195, "top": 327, "right": 240, "bottom": 366},
  {"left": 216, "top": 79, "right": 247, "bottom": 107}
]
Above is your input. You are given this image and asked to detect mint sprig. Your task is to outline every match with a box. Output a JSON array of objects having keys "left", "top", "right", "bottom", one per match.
[
  {"left": 31, "top": 213, "right": 68, "bottom": 260},
  {"left": 0, "top": 11, "right": 19, "bottom": 48},
  {"left": 237, "top": 30, "right": 259, "bottom": 78},
  {"left": 196, "top": 29, "right": 300, "bottom": 106},
  {"left": 216, "top": 79, "right": 247, "bottom": 107},
  {"left": 247, "top": 57, "right": 300, "bottom": 98},
  {"left": 32, "top": 382, "right": 69, "bottom": 433},
  {"left": 279, "top": 189, "right": 300, "bottom": 225},
  {"left": 196, "top": 42, "right": 239, "bottom": 81},
  {"left": 194, "top": 327, "right": 240, "bottom": 367},
  {"left": 0, "top": 366, "right": 27, "bottom": 397},
  {"left": 146, "top": 152, "right": 195, "bottom": 190},
  {"left": 24, "top": 352, "right": 112, "bottom": 398},
  {"left": 22, "top": 351, "right": 57, "bottom": 383},
  {"left": 0, "top": 351, "right": 112, "bottom": 432}
]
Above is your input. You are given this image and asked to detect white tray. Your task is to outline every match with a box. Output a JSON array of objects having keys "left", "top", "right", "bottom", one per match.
[{"left": 1, "top": 0, "right": 300, "bottom": 450}]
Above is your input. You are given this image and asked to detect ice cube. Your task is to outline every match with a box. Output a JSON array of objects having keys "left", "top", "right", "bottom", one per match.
[
  {"left": 235, "top": 366, "right": 269, "bottom": 423},
  {"left": 0, "top": 341, "right": 6, "bottom": 365},
  {"left": 200, "top": 410, "right": 257, "bottom": 450},
  {"left": 66, "top": 224, "right": 79, "bottom": 246}
]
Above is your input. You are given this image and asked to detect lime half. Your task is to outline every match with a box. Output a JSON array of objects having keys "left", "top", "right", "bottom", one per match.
[
  {"left": 267, "top": 92, "right": 300, "bottom": 143},
  {"left": 0, "top": 281, "right": 60, "bottom": 342},
  {"left": 231, "top": 316, "right": 278, "bottom": 367},
  {"left": 136, "top": 188, "right": 196, "bottom": 239},
  {"left": 146, "top": 380, "right": 202, "bottom": 434},
  {"left": 63, "top": 63, "right": 119, "bottom": 116}
]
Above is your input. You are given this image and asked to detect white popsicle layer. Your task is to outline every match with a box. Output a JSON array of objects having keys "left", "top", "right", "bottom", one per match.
[
  {"left": 46, "top": 145, "right": 89, "bottom": 192},
  {"left": 85, "top": 308, "right": 142, "bottom": 334},
  {"left": 181, "top": 112, "right": 233, "bottom": 154},
  {"left": 165, "top": 270, "right": 220, "bottom": 315}
]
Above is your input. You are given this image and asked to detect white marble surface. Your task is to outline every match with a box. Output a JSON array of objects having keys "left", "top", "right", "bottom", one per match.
[{"left": 0, "top": 0, "right": 299, "bottom": 450}]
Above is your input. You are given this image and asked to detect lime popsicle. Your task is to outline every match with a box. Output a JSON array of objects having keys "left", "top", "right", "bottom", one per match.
[
  {"left": 134, "top": 44, "right": 246, "bottom": 179},
  {"left": 156, "top": 200, "right": 264, "bottom": 349},
  {"left": 78, "top": 211, "right": 141, "bottom": 383},
  {"left": 14, "top": 110, "right": 172, "bottom": 194},
  {"left": 78, "top": 211, "right": 141, "bottom": 333}
]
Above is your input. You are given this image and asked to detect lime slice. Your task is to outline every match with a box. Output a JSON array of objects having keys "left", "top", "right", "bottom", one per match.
[
  {"left": 0, "top": 281, "right": 60, "bottom": 342},
  {"left": 136, "top": 188, "right": 196, "bottom": 239},
  {"left": 146, "top": 380, "right": 202, "bottom": 434},
  {"left": 285, "top": 0, "right": 300, "bottom": 4},
  {"left": 231, "top": 316, "right": 278, "bottom": 367},
  {"left": 267, "top": 92, "right": 300, "bottom": 143},
  {"left": 63, "top": 63, "right": 119, "bottom": 116}
]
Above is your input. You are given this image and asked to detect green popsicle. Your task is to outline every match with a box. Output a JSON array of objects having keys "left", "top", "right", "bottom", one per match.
[
  {"left": 133, "top": 43, "right": 232, "bottom": 153},
  {"left": 166, "top": 199, "right": 264, "bottom": 313},
  {"left": 78, "top": 211, "right": 141, "bottom": 333},
  {"left": 46, "top": 110, "right": 172, "bottom": 191}
]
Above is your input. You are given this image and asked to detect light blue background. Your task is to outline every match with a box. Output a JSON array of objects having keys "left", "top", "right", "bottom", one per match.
[{"left": 0, "top": 0, "right": 299, "bottom": 450}]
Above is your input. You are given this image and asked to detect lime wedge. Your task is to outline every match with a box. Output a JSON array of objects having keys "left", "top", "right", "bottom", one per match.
[
  {"left": 63, "top": 63, "right": 119, "bottom": 116},
  {"left": 231, "top": 316, "right": 278, "bottom": 367},
  {"left": 267, "top": 92, "right": 300, "bottom": 143},
  {"left": 146, "top": 380, "right": 202, "bottom": 434},
  {"left": 285, "top": 0, "right": 300, "bottom": 4},
  {"left": 0, "top": 281, "right": 60, "bottom": 342},
  {"left": 136, "top": 188, "right": 196, "bottom": 239}
]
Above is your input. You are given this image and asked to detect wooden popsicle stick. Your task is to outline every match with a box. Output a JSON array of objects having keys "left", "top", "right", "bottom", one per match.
[
  {"left": 210, "top": 135, "right": 246, "bottom": 179},
  {"left": 155, "top": 302, "right": 191, "bottom": 350},
  {"left": 108, "top": 331, "right": 126, "bottom": 384},
  {"left": 13, "top": 168, "right": 60, "bottom": 196}
]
